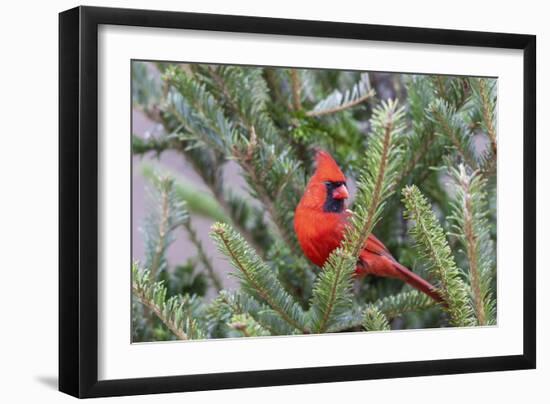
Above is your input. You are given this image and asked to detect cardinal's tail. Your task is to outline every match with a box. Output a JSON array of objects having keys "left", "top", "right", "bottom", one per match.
[{"left": 392, "top": 262, "right": 447, "bottom": 306}]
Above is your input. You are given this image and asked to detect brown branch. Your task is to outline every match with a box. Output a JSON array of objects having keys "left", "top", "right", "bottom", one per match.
[
  {"left": 434, "top": 76, "right": 446, "bottom": 99},
  {"left": 289, "top": 69, "right": 302, "bottom": 111},
  {"left": 230, "top": 321, "right": 251, "bottom": 337}
]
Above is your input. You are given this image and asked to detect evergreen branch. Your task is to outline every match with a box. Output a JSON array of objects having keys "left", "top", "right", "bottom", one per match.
[
  {"left": 151, "top": 181, "right": 170, "bottom": 278},
  {"left": 132, "top": 264, "right": 205, "bottom": 340},
  {"left": 325, "top": 305, "right": 366, "bottom": 333},
  {"left": 363, "top": 306, "right": 391, "bottom": 331},
  {"left": 349, "top": 99, "right": 404, "bottom": 257},
  {"left": 228, "top": 313, "right": 270, "bottom": 337},
  {"left": 183, "top": 218, "right": 223, "bottom": 291},
  {"left": 307, "top": 73, "right": 375, "bottom": 118},
  {"left": 196, "top": 66, "right": 304, "bottom": 254},
  {"left": 268, "top": 242, "right": 316, "bottom": 307},
  {"left": 142, "top": 174, "right": 189, "bottom": 279},
  {"left": 142, "top": 167, "right": 223, "bottom": 292},
  {"left": 264, "top": 68, "right": 291, "bottom": 110},
  {"left": 402, "top": 185, "right": 475, "bottom": 327},
  {"left": 290, "top": 69, "right": 303, "bottom": 110},
  {"left": 210, "top": 223, "right": 309, "bottom": 333},
  {"left": 373, "top": 289, "right": 438, "bottom": 319},
  {"left": 132, "top": 134, "right": 171, "bottom": 156},
  {"left": 431, "top": 76, "right": 470, "bottom": 110},
  {"left": 233, "top": 131, "right": 301, "bottom": 255},
  {"left": 309, "top": 248, "right": 357, "bottom": 333},
  {"left": 208, "top": 291, "right": 294, "bottom": 336},
  {"left": 309, "top": 100, "right": 405, "bottom": 333},
  {"left": 428, "top": 99, "right": 478, "bottom": 169},
  {"left": 160, "top": 101, "right": 270, "bottom": 255},
  {"left": 469, "top": 78, "right": 497, "bottom": 158},
  {"left": 397, "top": 76, "right": 445, "bottom": 186},
  {"left": 161, "top": 86, "right": 269, "bottom": 252},
  {"left": 394, "top": 131, "right": 436, "bottom": 186},
  {"left": 164, "top": 71, "right": 236, "bottom": 153},
  {"left": 462, "top": 187, "right": 485, "bottom": 323},
  {"left": 166, "top": 66, "right": 304, "bottom": 256},
  {"left": 141, "top": 163, "right": 228, "bottom": 223},
  {"left": 133, "top": 289, "right": 188, "bottom": 340},
  {"left": 179, "top": 150, "right": 269, "bottom": 256},
  {"left": 479, "top": 80, "right": 497, "bottom": 157},
  {"left": 201, "top": 65, "right": 278, "bottom": 136},
  {"left": 448, "top": 165, "right": 496, "bottom": 325},
  {"left": 328, "top": 289, "right": 438, "bottom": 332},
  {"left": 306, "top": 90, "right": 375, "bottom": 117},
  {"left": 224, "top": 190, "right": 273, "bottom": 255}
]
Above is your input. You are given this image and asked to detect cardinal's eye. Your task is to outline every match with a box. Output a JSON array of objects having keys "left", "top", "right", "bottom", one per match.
[{"left": 324, "top": 181, "right": 345, "bottom": 188}]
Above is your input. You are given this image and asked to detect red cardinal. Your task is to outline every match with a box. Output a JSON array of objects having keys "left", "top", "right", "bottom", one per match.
[{"left": 294, "top": 150, "right": 444, "bottom": 304}]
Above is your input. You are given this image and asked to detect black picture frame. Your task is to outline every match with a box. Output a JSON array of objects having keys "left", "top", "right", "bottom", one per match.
[{"left": 59, "top": 5, "right": 536, "bottom": 398}]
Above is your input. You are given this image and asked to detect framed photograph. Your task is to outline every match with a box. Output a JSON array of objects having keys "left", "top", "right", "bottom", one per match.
[{"left": 59, "top": 6, "right": 536, "bottom": 398}]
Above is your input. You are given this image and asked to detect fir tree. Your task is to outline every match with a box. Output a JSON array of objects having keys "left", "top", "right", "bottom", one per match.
[{"left": 131, "top": 61, "right": 497, "bottom": 340}]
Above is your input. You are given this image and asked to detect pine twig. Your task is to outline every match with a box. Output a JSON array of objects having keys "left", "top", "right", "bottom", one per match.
[
  {"left": 448, "top": 165, "right": 496, "bottom": 325},
  {"left": 460, "top": 172, "right": 485, "bottom": 324},
  {"left": 132, "top": 265, "right": 205, "bottom": 340},
  {"left": 363, "top": 306, "right": 391, "bottom": 331},
  {"left": 402, "top": 185, "right": 475, "bottom": 327},
  {"left": 471, "top": 78, "right": 497, "bottom": 161},
  {"left": 429, "top": 101, "right": 477, "bottom": 170},
  {"left": 133, "top": 284, "right": 189, "bottom": 340},
  {"left": 306, "top": 73, "right": 374, "bottom": 118},
  {"left": 325, "top": 289, "right": 439, "bottom": 332},
  {"left": 374, "top": 289, "right": 438, "bottom": 319},
  {"left": 143, "top": 174, "right": 188, "bottom": 281},
  {"left": 306, "top": 89, "right": 375, "bottom": 117},
  {"left": 352, "top": 112, "right": 392, "bottom": 257},
  {"left": 210, "top": 223, "right": 309, "bottom": 333}
]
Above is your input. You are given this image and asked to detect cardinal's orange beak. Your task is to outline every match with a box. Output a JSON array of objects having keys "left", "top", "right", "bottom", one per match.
[{"left": 332, "top": 184, "right": 349, "bottom": 200}]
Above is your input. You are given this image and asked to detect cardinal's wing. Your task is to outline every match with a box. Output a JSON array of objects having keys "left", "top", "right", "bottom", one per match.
[{"left": 363, "top": 234, "right": 395, "bottom": 261}]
